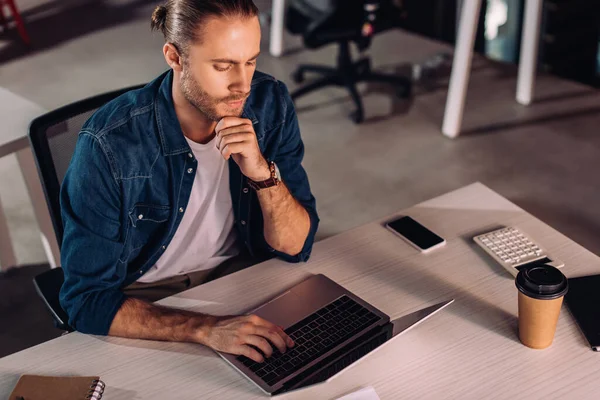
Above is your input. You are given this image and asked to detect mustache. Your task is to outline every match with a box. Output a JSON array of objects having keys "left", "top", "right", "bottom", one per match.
[{"left": 221, "top": 92, "right": 250, "bottom": 102}]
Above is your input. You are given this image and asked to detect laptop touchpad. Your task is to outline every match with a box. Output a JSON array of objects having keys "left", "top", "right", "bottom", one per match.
[{"left": 254, "top": 291, "right": 307, "bottom": 330}]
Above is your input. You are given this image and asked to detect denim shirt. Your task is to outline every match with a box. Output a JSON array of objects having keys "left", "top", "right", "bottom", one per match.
[{"left": 59, "top": 70, "right": 319, "bottom": 335}]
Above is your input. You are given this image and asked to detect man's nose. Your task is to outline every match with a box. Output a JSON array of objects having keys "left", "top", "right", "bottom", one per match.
[{"left": 230, "top": 65, "right": 252, "bottom": 94}]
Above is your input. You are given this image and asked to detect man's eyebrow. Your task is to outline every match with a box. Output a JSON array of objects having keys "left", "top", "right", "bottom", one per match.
[{"left": 210, "top": 51, "right": 261, "bottom": 64}]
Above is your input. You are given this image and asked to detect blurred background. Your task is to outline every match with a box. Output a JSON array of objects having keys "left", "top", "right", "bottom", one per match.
[{"left": 0, "top": 0, "right": 599, "bottom": 357}]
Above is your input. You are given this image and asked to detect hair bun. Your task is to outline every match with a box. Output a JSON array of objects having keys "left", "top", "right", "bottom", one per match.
[{"left": 151, "top": 5, "right": 168, "bottom": 32}]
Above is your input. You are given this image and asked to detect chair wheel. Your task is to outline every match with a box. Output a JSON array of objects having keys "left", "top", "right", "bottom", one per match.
[
  {"left": 350, "top": 110, "right": 364, "bottom": 124},
  {"left": 292, "top": 70, "right": 304, "bottom": 84}
]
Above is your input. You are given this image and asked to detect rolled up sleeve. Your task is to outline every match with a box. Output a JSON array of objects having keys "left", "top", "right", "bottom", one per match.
[
  {"left": 59, "top": 133, "right": 127, "bottom": 335},
  {"left": 269, "top": 82, "right": 320, "bottom": 263}
]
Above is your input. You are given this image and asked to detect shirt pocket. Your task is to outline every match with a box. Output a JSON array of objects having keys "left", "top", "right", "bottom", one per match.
[{"left": 126, "top": 204, "right": 171, "bottom": 252}]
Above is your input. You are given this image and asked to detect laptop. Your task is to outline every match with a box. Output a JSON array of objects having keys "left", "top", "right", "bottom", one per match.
[{"left": 217, "top": 274, "right": 452, "bottom": 395}]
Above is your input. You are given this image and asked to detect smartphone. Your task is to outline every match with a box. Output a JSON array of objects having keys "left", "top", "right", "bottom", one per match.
[{"left": 385, "top": 215, "right": 446, "bottom": 253}]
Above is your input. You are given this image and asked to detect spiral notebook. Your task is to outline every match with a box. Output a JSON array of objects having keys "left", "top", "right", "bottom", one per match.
[{"left": 9, "top": 375, "right": 105, "bottom": 400}]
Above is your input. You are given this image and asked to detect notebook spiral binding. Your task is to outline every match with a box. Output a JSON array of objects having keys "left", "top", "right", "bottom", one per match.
[{"left": 86, "top": 380, "right": 105, "bottom": 400}]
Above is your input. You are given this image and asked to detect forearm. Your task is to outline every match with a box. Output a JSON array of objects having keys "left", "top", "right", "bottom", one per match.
[
  {"left": 108, "top": 297, "right": 215, "bottom": 343},
  {"left": 107, "top": 298, "right": 294, "bottom": 361},
  {"left": 256, "top": 182, "right": 310, "bottom": 256}
]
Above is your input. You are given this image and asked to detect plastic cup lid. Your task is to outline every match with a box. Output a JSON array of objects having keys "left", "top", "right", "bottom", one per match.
[{"left": 516, "top": 264, "right": 568, "bottom": 300}]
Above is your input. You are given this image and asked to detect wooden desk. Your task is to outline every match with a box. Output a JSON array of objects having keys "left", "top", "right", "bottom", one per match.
[{"left": 1, "top": 182, "right": 599, "bottom": 399}]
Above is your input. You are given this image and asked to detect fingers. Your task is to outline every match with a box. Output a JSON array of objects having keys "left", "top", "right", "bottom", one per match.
[
  {"left": 278, "top": 325, "right": 295, "bottom": 348},
  {"left": 208, "top": 316, "right": 294, "bottom": 363},
  {"left": 248, "top": 315, "right": 294, "bottom": 349},
  {"left": 253, "top": 326, "right": 288, "bottom": 354},
  {"left": 238, "top": 344, "right": 265, "bottom": 363},
  {"left": 215, "top": 123, "right": 255, "bottom": 160},
  {"left": 216, "top": 124, "right": 253, "bottom": 140},
  {"left": 261, "top": 320, "right": 294, "bottom": 349},
  {"left": 215, "top": 124, "right": 254, "bottom": 152},
  {"left": 216, "top": 132, "right": 251, "bottom": 152},
  {"left": 245, "top": 334, "right": 274, "bottom": 359},
  {"left": 220, "top": 142, "right": 246, "bottom": 160},
  {"left": 215, "top": 117, "right": 252, "bottom": 133}
]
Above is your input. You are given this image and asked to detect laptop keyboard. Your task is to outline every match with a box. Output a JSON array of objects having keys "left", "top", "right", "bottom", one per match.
[{"left": 237, "top": 295, "right": 381, "bottom": 386}]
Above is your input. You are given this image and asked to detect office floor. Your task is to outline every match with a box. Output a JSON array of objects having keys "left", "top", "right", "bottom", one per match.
[{"left": 0, "top": 0, "right": 599, "bottom": 358}]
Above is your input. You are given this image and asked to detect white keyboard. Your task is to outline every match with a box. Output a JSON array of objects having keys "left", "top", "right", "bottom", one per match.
[{"left": 473, "top": 227, "right": 564, "bottom": 276}]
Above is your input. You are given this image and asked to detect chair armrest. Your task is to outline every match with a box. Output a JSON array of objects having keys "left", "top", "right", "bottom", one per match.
[{"left": 32, "top": 267, "right": 72, "bottom": 331}]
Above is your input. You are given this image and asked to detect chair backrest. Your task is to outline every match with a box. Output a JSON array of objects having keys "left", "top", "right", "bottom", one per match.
[
  {"left": 28, "top": 84, "right": 145, "bottom": 332},
  {"left": 286, "top": 0, "right": 357, "bottom": 45},
  {"left": 286, "top": 0, "right": 406, "bottom": 49},
  {"left": 285, "top": 0, "right": 338, "bottom": 35},
  {"left": 28, "top": 84, "right": 145, "bottom": 247}
]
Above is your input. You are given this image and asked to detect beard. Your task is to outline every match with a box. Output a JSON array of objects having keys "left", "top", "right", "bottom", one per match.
[{"left": 180, "top": 65, "right": 249, "bottom": 122}]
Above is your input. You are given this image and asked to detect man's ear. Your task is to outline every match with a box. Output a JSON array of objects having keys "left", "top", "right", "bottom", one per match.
[{"left": 163, "top": 43, "right": 183, "bottom": 71}]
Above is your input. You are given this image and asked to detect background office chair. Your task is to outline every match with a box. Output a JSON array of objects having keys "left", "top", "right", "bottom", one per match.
[
  {"left": 286, "top": 0, "right": 411, "bottom": 123},
  {"left": 28, "top": 84, "right": 145, "bottom": 332}
]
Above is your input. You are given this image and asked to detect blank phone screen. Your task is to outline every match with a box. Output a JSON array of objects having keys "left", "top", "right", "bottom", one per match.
[{"left": 387, "top": 216, "right": 444, "bottom": 250}]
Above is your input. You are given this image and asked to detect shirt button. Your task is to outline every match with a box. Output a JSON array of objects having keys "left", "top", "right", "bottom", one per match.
[
  {"left": 137, "top": 214, "right": 143, "bottom": 220},
  {"left": 241, "top": 220, "right": 246, "bottom": 225},
  {"left": 188, "top": 153, "right": 193, "bottom": 158},
  {"left": 187, "top": 168, "right": 193, "bottom": 174},
  {"left": 179, "top": 207, "right": 184, "bottom": 213},
  {"left": 162, "top": 245, "right": 166, "bottom": 250},
  {"left": 243, "top": 188, "right": 249, "bottom": 194},
  {"left": 139, "top": 270, "right": 143, "bottom": 275}
]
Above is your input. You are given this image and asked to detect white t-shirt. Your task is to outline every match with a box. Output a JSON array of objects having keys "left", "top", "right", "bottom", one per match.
[{"left": 137, "top": 135, "right": 239, "bottom": 283}]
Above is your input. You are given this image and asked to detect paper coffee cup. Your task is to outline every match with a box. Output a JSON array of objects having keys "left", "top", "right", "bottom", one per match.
[{"left": 515, "top": 264, "right": 568, "bottom": 349}]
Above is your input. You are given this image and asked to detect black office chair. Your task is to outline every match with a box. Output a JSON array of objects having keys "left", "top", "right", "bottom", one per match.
[
  {"left": 28, "top": 84, "right": 145, "bottom": 332},
  {"left": 286, "top": 0, "right": 411, "bottom": 123}
]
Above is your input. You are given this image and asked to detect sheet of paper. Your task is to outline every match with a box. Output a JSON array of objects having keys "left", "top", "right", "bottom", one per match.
[{"left": 335, "top": 386, "right": 380, "bottom": 400}]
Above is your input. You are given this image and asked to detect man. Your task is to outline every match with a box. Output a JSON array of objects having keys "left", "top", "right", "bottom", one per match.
[{"left": 59, "top": 0, "right": 319, "bottom": 364}]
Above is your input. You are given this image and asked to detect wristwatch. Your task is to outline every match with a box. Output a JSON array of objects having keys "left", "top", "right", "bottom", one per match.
[{"left": 247, "top": 161, "right": 281, "bottom": 191}]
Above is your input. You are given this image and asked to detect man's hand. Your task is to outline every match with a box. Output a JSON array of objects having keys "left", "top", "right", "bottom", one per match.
[
  {"left": 109, "top": 299, "right": 294, "bottom": 363},
  {"left": 199, "top": 314, "right": 295, "bottom": 363},
  {"left": 215, "top": 117, "right": 270, "bottom": 182}
]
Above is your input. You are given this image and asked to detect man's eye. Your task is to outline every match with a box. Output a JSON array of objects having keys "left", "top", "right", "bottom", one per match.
[
  {"left": 247, "top": 61, "right": 256, "bottom": 67},
  {"left": 214, "top": 64, "right": 232, "bottom": 72}
]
